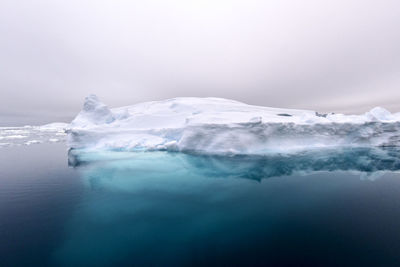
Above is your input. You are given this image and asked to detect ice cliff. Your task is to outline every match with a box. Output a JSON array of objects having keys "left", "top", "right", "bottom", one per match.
[{"left": 67, "top": 95, "right": 400, "bottom": 154}]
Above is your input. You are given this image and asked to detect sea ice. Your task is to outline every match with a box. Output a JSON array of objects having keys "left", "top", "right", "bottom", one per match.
[
  {"left": 0, "top": 123, "right": 68, "bottom": 147},
  {"left": 67, "top": 95, "right": 400, "bottom": 154}
]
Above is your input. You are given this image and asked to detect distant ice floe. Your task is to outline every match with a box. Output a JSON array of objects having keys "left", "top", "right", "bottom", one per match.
[
  {"left": 0, "top": 123, "right": 68, "bottom": 147},
  {"left": 0, "top": 135, "right": 28, "bottom": 140},
  {"left": 67, "top": 95, "right": 400, "bottom": 154}
]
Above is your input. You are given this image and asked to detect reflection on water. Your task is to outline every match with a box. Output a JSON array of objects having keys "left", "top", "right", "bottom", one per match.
[
  {"left": 69, "top": 147, "right": 400, "bottom": 181},
  {"left": 51, "top": 147, "right": 400, "bottom": 266},
  {"left": 3, "top": 145, "right": 400, "bottom": 266}
]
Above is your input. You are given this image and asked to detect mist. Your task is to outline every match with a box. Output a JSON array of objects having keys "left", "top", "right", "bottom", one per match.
[{"left": 1, "top": 0, "right": 400, "bottom": 125}]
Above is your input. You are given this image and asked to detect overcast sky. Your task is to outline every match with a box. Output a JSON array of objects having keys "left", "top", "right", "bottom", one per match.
[{"left": 1, "top": 0, "right": 400, "bottom": 124}]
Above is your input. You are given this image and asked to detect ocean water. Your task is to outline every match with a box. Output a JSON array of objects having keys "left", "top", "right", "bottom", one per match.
[{"left": 2, "top": 141, "right": 400, "bottom": 266}]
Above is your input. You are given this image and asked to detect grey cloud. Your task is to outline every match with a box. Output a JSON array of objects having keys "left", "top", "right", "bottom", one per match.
[{"left": 1, "top": 0, "right": 399, "bottom": 125}]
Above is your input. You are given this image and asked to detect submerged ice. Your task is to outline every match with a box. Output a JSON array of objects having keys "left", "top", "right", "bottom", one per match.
[
  {"left": 67, "top": 95, "right": 400, "bottom": 154},
  {"left": 68, "top": 147, "right": 400, "bottom": 181}
]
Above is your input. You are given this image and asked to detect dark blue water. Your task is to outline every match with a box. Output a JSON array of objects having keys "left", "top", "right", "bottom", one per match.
[{"left": 2, "top": 144, "right": 400, "bottom": 266}]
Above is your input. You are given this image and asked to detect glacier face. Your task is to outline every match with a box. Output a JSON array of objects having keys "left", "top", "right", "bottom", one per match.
[{"left": 67, "top": 95, "right": 400, "bottom": 154}]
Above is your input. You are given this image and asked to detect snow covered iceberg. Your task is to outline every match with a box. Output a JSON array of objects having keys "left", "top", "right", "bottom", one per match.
[{"left": 67, "top": 95, "right": 400, "bottom": 154}]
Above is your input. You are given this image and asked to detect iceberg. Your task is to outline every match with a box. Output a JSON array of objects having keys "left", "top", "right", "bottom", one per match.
[
  {"left": 67, "top": 95, "right": 400, "bottom": 154},
  {"left": 68, "top": 147, "right": 400, "bottom": 181}
]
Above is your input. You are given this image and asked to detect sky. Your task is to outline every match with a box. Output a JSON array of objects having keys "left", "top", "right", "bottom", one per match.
[{"left": 1, "top": 0, "right": 400, "bottom": 125}]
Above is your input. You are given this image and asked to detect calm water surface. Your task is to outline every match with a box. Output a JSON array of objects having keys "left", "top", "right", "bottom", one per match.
[{"left": 1, "top": 143, "right": 400, "bottom": 266}]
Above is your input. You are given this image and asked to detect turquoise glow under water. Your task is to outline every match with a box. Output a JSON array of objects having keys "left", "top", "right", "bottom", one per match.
[{"left": 2, "top": 144, "right": 400, "bottom": 266}]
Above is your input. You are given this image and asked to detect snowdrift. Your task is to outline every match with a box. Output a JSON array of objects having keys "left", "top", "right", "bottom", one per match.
[{"left": 67, "top": 95, "right": 400, "bottom": 154}]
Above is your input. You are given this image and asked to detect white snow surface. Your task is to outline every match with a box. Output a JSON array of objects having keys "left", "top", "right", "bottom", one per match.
[{"left": 67, "top": 95, "right": 400, "bottom": 154}]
